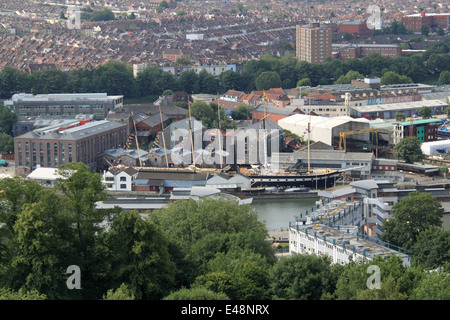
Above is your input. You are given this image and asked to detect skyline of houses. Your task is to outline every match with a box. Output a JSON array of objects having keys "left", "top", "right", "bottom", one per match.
[{"left": 0, "top": 0, "right": 447, "bottom": 73}]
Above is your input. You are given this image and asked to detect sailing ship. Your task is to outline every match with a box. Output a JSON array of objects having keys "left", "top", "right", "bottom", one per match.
[{"left": 115, "top": 91, "right": 341, "bottom": 191}]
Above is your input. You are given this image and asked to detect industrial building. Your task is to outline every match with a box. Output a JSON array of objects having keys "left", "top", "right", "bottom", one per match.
[
  {"left": 350, "top": 99, "right": 447, "bottom": 119},
  {"left": 278, "top": 114, "right": 370, "bottom": 148},
  {"left": 393, "top": 118, "right": 442, "bottom": 144},
  {"left": 5, "top": 93, "right": 124, "bottom": 120},
  {"left": 421, "top": 139, "right": 450, "bottom": 157}
]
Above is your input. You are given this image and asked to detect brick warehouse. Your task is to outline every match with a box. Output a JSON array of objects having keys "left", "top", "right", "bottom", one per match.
[
  {"left": 14, "top": 120, "right": 129, "bottom": 176},
  {"left": 402, "top": 12, "right": 450, "bottom": 33}
]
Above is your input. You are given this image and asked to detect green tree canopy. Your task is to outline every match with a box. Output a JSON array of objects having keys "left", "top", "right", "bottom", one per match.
[
  {"left": 417, "top": 106, "right": 432, "bottom": 119},
  {"left": 438, "top": 70, "right": 450, "bottom": 85},
  {"left": 231, "top": 105, "right": 251, "bottom": 120},
  {"left": 334, "top": 70, "right": 364, "bottom": 84},
  {"left": 163, "top": 286, "right": 229, "bottom": 300},
  {"left": 189, "top": 101, "right": 216, "bottom": 128},
  {"left": 92, "top": 61, "right": 136, "bottom": 98},
  {"left": 395, "top": 112, "right": 406, "bottom": 122},
  {"left": 381, "top": 71, "right": 413, "bottom": 85},
  {"left": 381, "top": 191, "right": 444, "bottom": 250},
  {"left": 100, "top": 210, "right": 176, "bottom": 299},
  {"left": 269, "top": 253, "right": 340, "bottom": 300},
  {"left": 254, "top": 71, "right": 282, "bottom": 90},
  {"left": 411, "top": 226, "right": 450, "bottom": 270},
  {"left": 333, "top": 256, "right": 420, "bottom": 300},
  {"left": 297, "top": 78, "right": 312, "bottom": 87},
  {"left": 89, "top": 8, "right": 115, "bottom": 21},
  {"left": 0, "top": 105, "right": 17, "bottom": 135},
  {"left": 394, "top": 136, "right": 424, "bottom": 163},
  {"left": 410, "top": 272, "right": 450, "bottom": 300}
]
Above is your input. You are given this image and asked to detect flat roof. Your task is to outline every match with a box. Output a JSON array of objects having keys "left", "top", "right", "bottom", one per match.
[
  {"left": 399, "top": 119, "right": 442, "bottom": 126},
  {"left": 352, "top": 99, "right": 447, "bottom": 113}
]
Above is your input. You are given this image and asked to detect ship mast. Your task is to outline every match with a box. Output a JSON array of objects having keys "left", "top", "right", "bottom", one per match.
[
  {"left": 188, "top": 96, "right": 196, "bottom": 168},
  {"left": 158, "top": 105, "right": 169, "bottom": 168},
  {"left": 131, "top": 110, "right": 143, "bottom": 168},
  {"left": 217, "top": 97, "right": 223, "bottom": 169},
  {"left": 307, "top": 88, "right": 311, "bottom": 173}
]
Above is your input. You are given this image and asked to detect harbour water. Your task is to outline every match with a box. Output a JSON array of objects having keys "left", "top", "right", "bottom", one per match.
[{"left": 252, "top": 198, "right": 450, "bottom": 232}]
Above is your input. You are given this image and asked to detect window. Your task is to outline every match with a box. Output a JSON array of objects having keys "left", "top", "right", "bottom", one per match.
[
  {"left": 120, "top": 184, "right": 127, "bottom": 189},
  {"left": 120, "top": 176, "right": 127, "bottom": 182}
]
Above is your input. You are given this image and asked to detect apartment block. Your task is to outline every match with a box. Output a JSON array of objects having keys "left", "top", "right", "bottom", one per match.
[
  {"left": 402, "top": 12, "right": 450, "bottom": 33},
  {"left": 332, "top": 44, "right": 402, "bottom": 60},
  {"left": 14, "top": 120, "right": 129, "bottom": 176},
  {"left": 296, "top": 22, "right": 332, "bottom": 64}
]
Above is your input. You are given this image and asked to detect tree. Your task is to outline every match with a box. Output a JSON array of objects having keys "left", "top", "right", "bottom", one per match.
[
  {"left": 0, "top": 176, "right": 43, "bottom": 238},
  {"left": 421, "top": 24, "right": 430, "bottom": 36},
  {"left": 0, "top": 105, "right": 17, "bottom": 135},
  {"left": 296, "top": 78, "right": 311, "bottom": 87},
  {"left": 92, "top": 61, "right": 136, "bottom": 98},
  {"left": 334, "top": 70, "right": 364, "bottom": 84},
  {"left": 136, "top": 66, "right": 177, "bottom": 97},
  {"left": 395, "top": 112, "right": 406, "bottom": 122},
  {"left": 353, "top": 276, "right": 408, "bottom": 300},
  {"left": 0, "top": 288, "right": 46, "bottom": 300},
  {"left": 444, "top": 107, "right": 450, "bottom": 118},
  {"left": 254, "top": 71, "right": 281, "bottom": 91},
  {"left": 6, "top": 190, "right": 77, "bottom": 299},
  {"left": 163, "top": 287, "right": 229, "bottom": 300},
  {"left": 231, "top": 105, "right": 251, "bottom": 120},
  {"left": 333, "top": 256, "right": 420, "bottom": 300},
  {"left": 411, "top": 226, "right": 450, "bottom": 270},
  {"left": 0, "top": 133, "right": 13, "bottom": 153},
  {"left": 219, "top": 70, "right": 243, "bottom": 92},
  {"left": 89, "top": 8, "right": 115, "bottom": 21},
  {"left": 381, "top": 191, "right": 444, "bottom": 250},
  {"left": 269, "top": 253, "right": 339, "bottom": 300},
  {"left": 54, "top": 163, "right": 110, "bottom": 299},
  {"left": 177, "top": 70, "right": 200, "bottom": 94},
  {"left": 197, "top": 250, "right": 272, "bottom": 300},
  {"left": 410, "top": 272, "right": 450, "bottom": 300},
  {"left": 30, "top": 68, "right": 68, "bottom": 94},
  {"left": 0, "top": 67, "right": 32, "bottom": 98},
  {"left": 394, "top": 136, "right": 424, "bottom": 163},
  {"left": 103, "top": 283, "right": 135, "bottom": 300},
  {"left": 198, "top": 70, "right": 219, "bottom": 94},
  {"left": 175, "top": 57, "right": 190, "bottom": 66},
  {"left": 149, "top": 198, "right": 268, "bottom": 254},
  {"left": 438, "top": 71, "right": 450, "bottom": 85},
  {"left": 381, "top": 71, "right": 413, "bottom": 85},
  {"left": 100, "top": 211, "right": 176, "bottom": 299},
  {"left": 189, "top": 101, "right": 216, "bottom": 128},
  {"left": 417, "top": 106, "right": 432, "bottom": 119}
]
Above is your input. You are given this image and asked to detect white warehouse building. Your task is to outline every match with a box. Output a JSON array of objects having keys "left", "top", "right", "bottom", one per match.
[
  {"left": 421, "top": 139, "right": 450, "bottom": 156},
  {"left": 278, "top": 114, "right": 370, "bottom": 147}
]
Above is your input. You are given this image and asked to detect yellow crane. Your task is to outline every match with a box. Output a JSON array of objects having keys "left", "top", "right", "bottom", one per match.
[{"left": 338, "top": 128, "right": 378, "bottom": 153}]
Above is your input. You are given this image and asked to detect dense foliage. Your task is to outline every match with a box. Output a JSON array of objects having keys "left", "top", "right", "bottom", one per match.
[
  {"left": 1, "top": 37, "right": 449, "bottom": 101},
  {"left": 0, "top": 164, "right": 448, "bottom": 300}
]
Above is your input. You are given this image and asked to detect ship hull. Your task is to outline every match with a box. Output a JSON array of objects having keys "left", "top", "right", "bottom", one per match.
[{"left": 248, "top": 171, "right": 341, "bottom": 190}]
